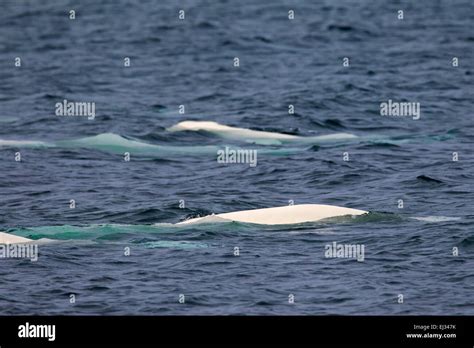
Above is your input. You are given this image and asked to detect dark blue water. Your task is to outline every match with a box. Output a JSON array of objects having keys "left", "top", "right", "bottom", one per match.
[{"left": 0, "top": 0, "right": 473, "bottom": 315}]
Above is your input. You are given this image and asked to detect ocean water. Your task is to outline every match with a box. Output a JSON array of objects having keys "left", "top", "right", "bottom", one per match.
[{"left": 0, "top": 0, "right": 473, "bottom": 315}]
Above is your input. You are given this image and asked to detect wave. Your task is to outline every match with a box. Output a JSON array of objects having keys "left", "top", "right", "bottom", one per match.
[
  {"left": 142, "top": 241, "right": 209, "bottom": 249},
  {"left": 57, "top": 133, "right": 220, "bottom": 156},
  {"left": 0, "top": 139, "right": 51, "bottom": 147},
  {"left": 411, "top": 216, "right": 461, "bottom": 223},
  {"left": 459, "top": 235, "right": 474, "bottom": 248},
  {"left": 0, "top": 133, "right": 302, "bottom": 157},
  {"left": 416, "top": 175, "right": 444, "bottom": 184},
  {"left": 0, "top": 116, "right": 19, "bottom": 123}
]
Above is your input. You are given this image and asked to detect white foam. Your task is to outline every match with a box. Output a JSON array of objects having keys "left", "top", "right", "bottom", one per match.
[
  {"left": 411, "top": 216, "right": 461, "bottom": 223},
  {"left": 177, "top": 204, "right": 367, "bottom": 226},
  {"left": 0, "top": 139, "right": 49, "bottom": 147},
  {"left": 61, "top": 133, "right": 156, "bottom": 149}
]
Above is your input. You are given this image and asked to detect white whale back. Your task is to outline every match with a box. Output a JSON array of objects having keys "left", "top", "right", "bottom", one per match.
[
  {"left": 168, "top": 121, "right": 357, "bottom": 145},
  {"left": 0, "top": 232, "right": 33, "bottom": 244},
  {"left": 178, "top": 204, "right": 367, "bottom": 225},
  {"left": 168, "top": 120, "right": 298, "bottom": 142}
]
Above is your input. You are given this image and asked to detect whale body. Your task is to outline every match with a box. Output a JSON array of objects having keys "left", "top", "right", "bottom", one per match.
[
  {"left": 168, "top": 121, "right": 298, "bottom": 141},
  {"left": 0, "top": 205, "right": 367, "bottom": 244},
  {"left": 168, "top": 121, "right": 358, "bottom": 145},
  {"left": 177, "top": 204, "right": 367, "bottom": 225},
  {"left": 0, "top": 134, "right": 220, "bottom": 156},
  {"left": 0, "top": 232, "right": 33, "bottom": 244},
  {"left": 0, "top": 133, "right": 294, "bottom": 156}
]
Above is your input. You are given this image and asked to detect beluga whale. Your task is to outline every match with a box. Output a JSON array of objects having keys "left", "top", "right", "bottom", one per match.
[
  {"left": 178, "top": 204, "right": 367, "bottom": 225},
  {"left": 167, "top": 121, "right": 358, "bottom": 145},
  {"left": 0, "top": 205, "right": 367, "bottom": 244}
]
